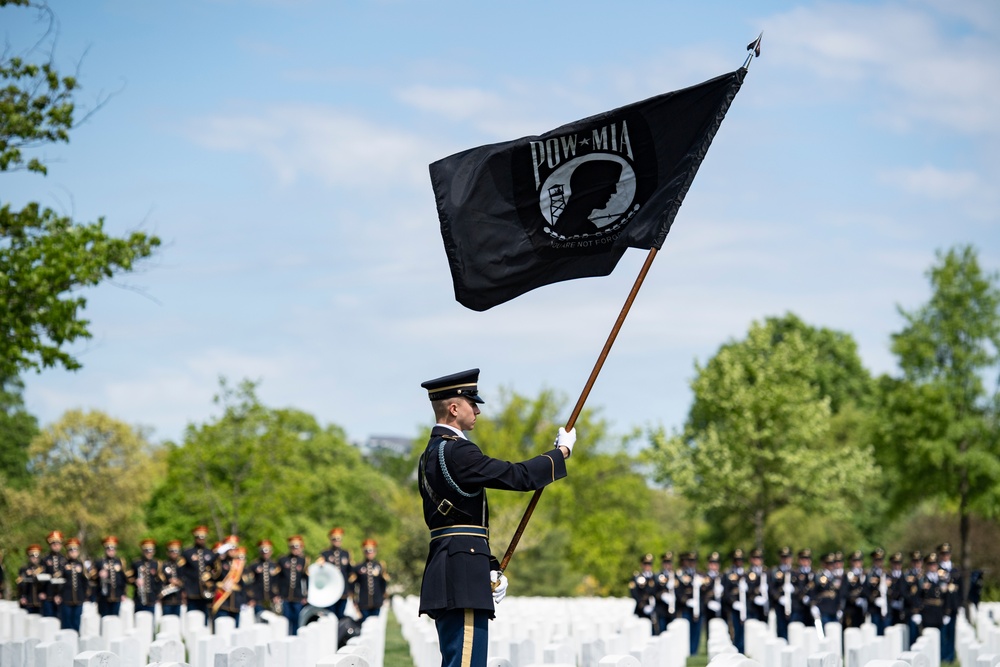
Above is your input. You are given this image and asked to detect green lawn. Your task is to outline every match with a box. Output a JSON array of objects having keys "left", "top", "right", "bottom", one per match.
[{"left": 385, "top": 608, "right": 418, "bottom": 667}]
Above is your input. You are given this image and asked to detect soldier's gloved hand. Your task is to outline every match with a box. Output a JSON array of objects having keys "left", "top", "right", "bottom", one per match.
[
  {"left": 754, "top": 595, "right": 767, "bottom": 606},
  {"left": 686, "top": 599, "right": 696, "bottom": 608},
  {"left": 810, "top": 606, "right": 821, "bottom": 620},
  {"left": 944, "top": 616, "right": 951, "bottom": 625},
  {"left": 738, "top": 579, "right": 748, "bottom": 592},
  {"left": 732, "top": 601, "right": 744, "bottom": 612},
  {"left": 778, "top": 595, "right": 790, "bottom": 608},
  {"left": 836, "top": 610, "right": 843, "bottom": 621},
  {"left": 554, "top": 427, "right": 576, "bottom": 456},
  {"left": 912, "top": 614, "right": 922, "bottom": 626},
  {"left": 855, "top": 598, "right": 866, "bottom": 608},
  {"left": 660, "top": 593, "right": 671, "bottom": 604},
  {"left": 802, "top": 595, "right": 811, "bottom": 605},
  {"left": 490, "top": 570, "right": 508, "bottom": 605},
  {"left": 891, "top": 600, "right": 904, "bottom": 610},
  {"left": 643, "top": 602, "right": 655, "bottom": 615},
  {"left": 707, "top": 600, "right": 722, "bottom": 613}
]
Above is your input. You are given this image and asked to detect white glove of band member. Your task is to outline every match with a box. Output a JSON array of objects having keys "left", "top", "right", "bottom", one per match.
[
  {"left": 778, "top": 595, "right": 790, "bottom": 607},
  {"left": 707, "top": 600, "right": 721, "bottom": 612},
  {"left": 660, "top": 593, "right": 671, "bottom": 604},
  {"left": 643, "top": 603, "right": 655, "bottom": 615},
  {"left": 490, "top": 570, "right": 508, "bottom": 605},
  {"left": 738, "top": 579, "right": 748, "bottom": 592},
  {"left": 686, "top": 599, "right": 696, "bottom": 608},
  {"left": 754, "top": 595, "right": 767, "bottom": 606},
  {"left": 944, "top": 616, "right": 951, "bottom": 625},
  {"left": 554, "top": 427, "right": 576, "bottom": 455},
  {"left": 732, "top": 602, "right": 744, "bottom": 612},
  {"left": 836, "top": 610, "right": 843, "bottom": 621},
  {"left": 912, "top": 614, "right": 922, "bottom": 626},
  {"left": 810, "top": 606, "right": 821, "bottom": 620}
]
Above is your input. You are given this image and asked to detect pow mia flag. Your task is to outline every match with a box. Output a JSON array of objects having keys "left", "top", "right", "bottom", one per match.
[{"left": 430, "top": 67, "right": 746, "bottom": 311}]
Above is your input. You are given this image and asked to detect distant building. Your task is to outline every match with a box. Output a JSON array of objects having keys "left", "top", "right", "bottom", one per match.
[{"left": 360, "top": 435, "right": 413, "bottom": 458}]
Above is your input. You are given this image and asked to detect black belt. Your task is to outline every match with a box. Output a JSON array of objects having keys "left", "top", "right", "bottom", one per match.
[{"left": 430, "top": 525, "right": 489, "bottom": 541}]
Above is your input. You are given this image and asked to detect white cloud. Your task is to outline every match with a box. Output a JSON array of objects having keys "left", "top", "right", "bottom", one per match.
[
  {"left": 878, "top": 165, "right": 981, "bottom": 199},
  {"left": 184, "top": 106, "right": 439, "bottom": 189}
]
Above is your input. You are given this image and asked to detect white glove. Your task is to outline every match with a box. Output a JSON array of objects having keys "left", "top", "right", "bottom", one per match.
[
  {"left": 643, "top": 602, "right": 655, "bottom": 615},
  {"left": 707, "top": 600, "right": 722, "bottom": 612},
  {"left": 732, "top": 602, "right": 744, "bottom": 612},
  {"left": 754, "top": 595, "right": 767, "bottom": 606},
  {"left": 810, "top": 606, "right": 821, "bottom": 620},
  {"left": 778, "top": 595, "right": 790, "bottom": 607},
  {"left": 554, "top": 427, "right": 576, "bottom": 455},
  {"left": 836, "top": 610, "right": 843, "bottom": 621},
  {"left": 944, "top": 616, "right": 951, "bottom": 625},
  {"left": 660, "top": 593, "right": 671, "bottom": 604},
  {"left": 855, "top": 598, "right": 866, "bottom": 607},
  {"left": 686, "top": 599, "right": 696, "bottom": 608},
  {"left": 490, "top": 570, "right": 508, "bottom": 605},
  {"left": 912, "top": 614, "right": 922, "bottom": 626},
  {"left": 802, "top": 595, "right": 811, "bottom": 604},
  {"left": 738, "top": 579, "right": 748, "bottom": 592}
]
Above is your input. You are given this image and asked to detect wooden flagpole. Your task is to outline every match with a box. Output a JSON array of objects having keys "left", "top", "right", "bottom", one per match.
[{"left": 497, "top": 246, "right": 660, "bottom": 574}]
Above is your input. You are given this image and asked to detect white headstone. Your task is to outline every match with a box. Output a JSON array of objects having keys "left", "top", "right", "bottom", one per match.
[
  {"left": 313, "top": 655, "right": 369, "bottom": 667},
  {"left": 108, "top": 635, "right": 141, "bottom": 667},
  {"left": 35, "top": 640, "right": 74, "bottom": 667},
  {"left": 73, "top": 650, "right": 121, "bottom": 667},
  {"left": 597, "top": 656, "right": 640, "bottom": 667},
  {"left": 149, "top": 638, "right": 186, "bottom": 663},
  {"left": 214, "top": 646, "right": 255, "bottom": 667}
]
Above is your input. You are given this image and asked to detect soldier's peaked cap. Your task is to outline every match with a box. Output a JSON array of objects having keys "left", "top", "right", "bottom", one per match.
[
  {"left": 779, "top": 546, "right": 793, "bottom": 558},
  {"left": 421, "top": 368, "right": 485, "bottom": 404}
]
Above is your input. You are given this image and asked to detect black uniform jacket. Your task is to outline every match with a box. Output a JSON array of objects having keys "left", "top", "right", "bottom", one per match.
[{"left": 418, "top": 426, "right": 567, "bottom": 618}]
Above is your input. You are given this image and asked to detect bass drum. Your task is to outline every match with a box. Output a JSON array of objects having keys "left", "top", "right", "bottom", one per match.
[{"left": 307, "top": 561, "right": 345, "bottom": 608}]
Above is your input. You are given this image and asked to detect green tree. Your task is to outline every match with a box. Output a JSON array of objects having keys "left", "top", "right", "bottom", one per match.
[
  {"left": 0, "top": 375, "right": 38, "bottom": 488},
  {"left": 647, "top": 314, "right": 879, "bottom": 551},
  {"left": 1, "top": 0, "right": 160, "bottom": 378},
  {"left": 1, "top": 409, "right": 160, "bottom": 560},
  {"left": 146, "top": 379, "right": 400, "bottom": 553},
  {"left": 874, "top": 245, "right": 1000, "bottom": 578}
]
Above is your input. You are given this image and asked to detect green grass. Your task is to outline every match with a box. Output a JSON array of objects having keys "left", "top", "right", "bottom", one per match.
[{"left": 384, "top": 608, "right": 417, "bottom": 667}]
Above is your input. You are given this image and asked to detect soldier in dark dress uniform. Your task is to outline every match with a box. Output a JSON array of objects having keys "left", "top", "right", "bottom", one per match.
[
  {"left": 885, "top": 552, "right": 907, "bottom": 627},
  {"left": 747, "top": 548, "right": 769, "bottom": 623},
  {"left": 791, "top": 549, "right": 815, "bottom": 624},
  {"left": 417, "top": 369, "right": 573, "bottom": 667},
  {"left": 319, "top": 527, "right": 352, "bottom": 619},
  {"left": 629, "top": 554, "right": 659, "bottom": 630},
  {"left": 722, "top": 549, "right": 748, "bottom": 653},
  {"left": 937, "top": 543, "right": 960, "bottom": 662},
  {"left": 181, "top": 525, "right": 216, "bottom": 620},
  {"left": 160, "top": 540, "right": 185, "bottom": 616},
  {"left": 702, "top": 552, "right": 724, "bottom": 623},
  {"left": 653, "top": 552, "right": 676, "bottom": 634},
  {"left": 904, "top": 550, "right": 923, "bottom": 647},
  {"left": 129, "top": 538, "right": 163, "bottom": 614},
  {"left": 92, "top": 536, "right": 128, "bottom": 617},
  {"left": 351, "top": 538, "right": 389, "bottom": 621},
  {"left": 277, "top": 535, "right": 309, "bottom": 635},
  {"left": 54, "top": 538, "right": 88, "bottom": 631},
  {"left": 40, "top": 530, "right": 66, "bottom": 619},
  {"left": 677, "top": 551, "right": 702, "bottom": 655},
  {"left": 247, "top": 539, "right": 281, "bottom": 618},
  {"left": 212, "top": 545, "right": 247, "bottom": 627},
  {"left": 865, "top": 548, "right": 888, "bottom": 635},
  {"left": 842, "top": 550, "right": 867, "bottom": 628},
  {"left": 915, "top": 552, "right": 952, "bottom": 658},
  {"left": 770, "top": 546, "right": 794, "bottom": 639},
  {"left": 811, "top": 552, "right": 843, "bottom": 626},
  {"left": 17, "top": 545, "right": 45, "bottom": 613}
]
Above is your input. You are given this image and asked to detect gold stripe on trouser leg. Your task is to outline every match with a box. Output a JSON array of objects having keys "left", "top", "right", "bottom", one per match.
[{"left": 461, "top": 609, "right": 474, "bottom": 667}]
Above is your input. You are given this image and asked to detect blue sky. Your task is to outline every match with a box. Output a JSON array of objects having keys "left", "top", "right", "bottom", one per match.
[{"left": 7, "top": 0, "right": 999, "bottom": 446}]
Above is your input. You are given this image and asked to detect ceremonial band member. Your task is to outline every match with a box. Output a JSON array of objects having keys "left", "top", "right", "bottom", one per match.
[
  {"left": 212, "top": 545, "right": 247, "bottom": 627},
  {"left": 770, "top": 546, "right": 794, "bottom": 640},
  {"left": 277, "top": 535, "right": 309, "bottom": 635},
  {"left": 54, "top": 538, "right": 87, "bottom": 632},
  {"left": 92, "top": 536, "right": 128, "bottom": 617},
  {"left": 161, "top": 540, "right": 185, "bottom": 616},
  {"left": 351, "top": 538, "right": 389, "bottom": 621},
  {"left": 677, "top": 551, "right": 702, "bottom": 654},
  {"left": 130, "top": 538, "right": 164, "bottom": 614},
  {"left": 17, "top": 545, "right": 45, "bottom": 613},
  {"left": 417, "top": 368, "right": 574, "bottom": 667},
  {"left": 842, "top": 550, "right": 867, "bottom": 628},
  {"left": 865, "top": 548, "right": 888, "bottom": 635},
  {"left": 654, "top": 551, "right": 676, "bottom": 634},
  {"left": 181, "top": 525, "right": 216, "bottom": 621},
  {"left": 723, "top": 549, "right": 748, "bottom": 653},
  {"left": 319, "top": 528, "right": 352, "bottom": 619},
  {"left": 248, "top": 539, "right": 281, "bottom": 618},
  {"left": 40, "top": 531, "right": 66, "bottom": 619}
]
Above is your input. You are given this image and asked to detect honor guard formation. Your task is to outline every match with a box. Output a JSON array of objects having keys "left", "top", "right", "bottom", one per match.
[
  {"left": 629, "top": 543, "right": 980, "bottom": 662},
  {"left": 12, "top": 527, "right": 390, "bottom": 636}
]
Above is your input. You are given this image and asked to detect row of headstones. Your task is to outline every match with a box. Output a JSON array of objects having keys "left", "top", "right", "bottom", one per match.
[
  {"left": 0, "top": 599, "right": 387, "bottom": 667},
  {"left": 392, "top": 595, "right": 690, "bottom": 667},
  {"left": 956, "top": 602, "right": 1000, "bottom": 667},
  {"left": 392, "top": 595, "right": 1000, "bottom": 667}
]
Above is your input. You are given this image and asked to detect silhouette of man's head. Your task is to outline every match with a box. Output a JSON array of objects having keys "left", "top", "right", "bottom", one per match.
[{"left": 568, "top": 160, "right": 622, "bottom": 212}]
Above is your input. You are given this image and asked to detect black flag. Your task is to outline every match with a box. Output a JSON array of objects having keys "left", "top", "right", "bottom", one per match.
[{"left": 430, "top": 68, "right": 746, "bottom": 311}]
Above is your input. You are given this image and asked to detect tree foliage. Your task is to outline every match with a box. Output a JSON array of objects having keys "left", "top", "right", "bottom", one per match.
[
  {"left": 646, "top": 314, "right": 879, "bottom": 552},
  {"left": 1, "top": 409, "right": 160, "bottom": 560},
  {"left": 1, "top": 0, "right": 160, "bottom": 378},
  {"left": 145, "top": 379, "right": 401, "bottom": 554},
  {"left": 0, "top": 375, "right": 38, "bottom": 488},
  {"left": 873, "top": 245, "right": 1000, "bottom": 573}
]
